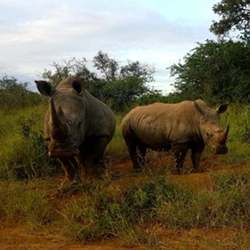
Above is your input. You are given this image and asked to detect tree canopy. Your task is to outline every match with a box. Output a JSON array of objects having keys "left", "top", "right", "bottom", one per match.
[
  {"left": 170, "top": 40, "right": 250, "bottom": 103},
  {"left": 210, "top": 0, "right": 250, "bottom": 42},
  {"left": 42, "top": 51, "right": 156, "bottom": 111},
  {"left": 170, "top": 0, "right": 250, "bottom": 103},
  {"left": 0, "top": 76, "right": 42, "bottom": 110}
]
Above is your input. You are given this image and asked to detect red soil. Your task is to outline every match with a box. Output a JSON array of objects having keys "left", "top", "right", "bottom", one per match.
[{"left": 0, "top": 154, "right": 249, "bottom": 250}]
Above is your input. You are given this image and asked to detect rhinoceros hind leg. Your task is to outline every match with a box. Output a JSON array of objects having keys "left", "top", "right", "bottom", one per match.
[{"left": 59, "top": 157, "right": 81, "bottom": 187}]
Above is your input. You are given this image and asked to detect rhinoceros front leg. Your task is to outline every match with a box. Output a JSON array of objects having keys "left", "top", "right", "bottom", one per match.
[
  {"left": 59, "top": 157, "right": 81, "bottom": 189},
  {"left": 127, "top": 142, "right": 141, "bottom": 171},
  {"left": 173, "top": 144, "right": 188, "bottom": 175},
  {"left": 85, "top": 136, "right": 110, "bottom": 177},
  {"left": 191, "top": 145, "right": 204, "bottom": 173},
  {"left": 123, "top": 129, "right": 142, "bottom": 170}
]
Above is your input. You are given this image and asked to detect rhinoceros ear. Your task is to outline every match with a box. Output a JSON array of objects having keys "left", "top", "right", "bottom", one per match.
[
  {"left": 216, "top": 104, "right": 228, "bottom": 114},
  {"left": 194, "top": 99, "right": 206, "bottom": 116},
  {"left": 35, "top": 80, "right": 55, "bottom": 97},
  {"left": 72, "top": 79, "right": 82, "bottom": 94}
]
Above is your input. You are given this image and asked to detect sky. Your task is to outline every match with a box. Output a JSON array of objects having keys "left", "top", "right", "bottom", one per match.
[{"left": 0, "top": 0, "right": 219, "bottom": 93}]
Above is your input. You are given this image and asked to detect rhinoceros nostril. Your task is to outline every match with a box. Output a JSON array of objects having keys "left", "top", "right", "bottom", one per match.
[{"left": 216, "top": 146, "right": 228, "bottom": 154}]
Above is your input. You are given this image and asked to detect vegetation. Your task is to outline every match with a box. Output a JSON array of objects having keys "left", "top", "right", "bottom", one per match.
[
  {"left": 0, "top": 169, "right": 249, "bottom": 246},
  {"left": 0, "top": 76, "right": 42, "bottom": 110},
  {"left": 0, "top": 104, "right": 58, "bottom": 179},
  {"left": 210, "top": 0, "right": 250, "bottom": 42},
  {"left": 170, "top": 41, "right": 250, "bottom": 102},
  {"left": 42, "top": 51, "right": 157, "bottom": 111},
  {"left": 170, "top": 0, "right": 250, "bottom": 103}
]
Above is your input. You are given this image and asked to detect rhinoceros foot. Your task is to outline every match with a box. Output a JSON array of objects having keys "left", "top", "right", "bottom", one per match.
[{"left": 191, "top": 168, "right": 205, "bottom": 174}]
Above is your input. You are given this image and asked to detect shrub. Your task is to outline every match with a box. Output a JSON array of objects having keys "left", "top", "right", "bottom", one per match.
[
  {"left": 0, "top": 106, "right": 58, "bottom": 179},
  {"left": 0, "top": 182, "right": 54, "bottom": 226}
]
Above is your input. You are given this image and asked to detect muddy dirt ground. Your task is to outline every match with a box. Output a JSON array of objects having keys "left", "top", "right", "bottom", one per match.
[{"left": 1, "top": 153, "right": 250, "bottom": 250}]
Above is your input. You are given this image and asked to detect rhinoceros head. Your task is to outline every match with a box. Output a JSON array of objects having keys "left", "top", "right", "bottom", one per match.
[
  {"left": 35, "top": 77, "right": 85, "bottom": 157},
  {"left": 194, "top": 99, "right": 229, "bottom": 154}
]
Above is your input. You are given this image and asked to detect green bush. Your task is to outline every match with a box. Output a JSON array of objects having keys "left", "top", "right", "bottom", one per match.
[
  {"left": 0, "top": 76, "right": 42, "bottom": 110},
  {"left": 1, "top": 171, "right": 249, "bottom": 244},
  {"left": 0, "top": 105, "right": 58, "bottom": 179},
  {"left": 221, "top": 104, "right": 250, "bottom": 163},
  {"left": 0, "top": 181, "right": 54, "bottom": 226}
]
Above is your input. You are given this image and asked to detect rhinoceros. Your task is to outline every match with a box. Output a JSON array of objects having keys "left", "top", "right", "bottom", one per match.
[
  {"left": 35, "top": 77, "right": 116, "bottom": 186},
  {"left": 121, "top": 99, "right": 229, "bottom": 174}
]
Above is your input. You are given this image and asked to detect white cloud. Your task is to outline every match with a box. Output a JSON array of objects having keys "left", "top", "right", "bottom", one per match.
[{"left": 0, "top": 0, "right": 216, "bottom": 92}]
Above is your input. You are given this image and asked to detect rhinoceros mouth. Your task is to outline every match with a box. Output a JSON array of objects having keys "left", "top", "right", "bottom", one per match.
[
  {"left": 48, "top": 148, "right": 80, "bottom": 157},
  {"left": 215, "top": 145, "right": 228, "bottom": 155}
]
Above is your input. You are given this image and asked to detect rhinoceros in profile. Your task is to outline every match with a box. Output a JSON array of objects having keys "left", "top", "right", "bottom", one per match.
[
  {"left": 121, "top": 99, "right": 229, "bottom": 174},
  {"left": 35, "top": 77, "right": 116, "bottom": 187}
]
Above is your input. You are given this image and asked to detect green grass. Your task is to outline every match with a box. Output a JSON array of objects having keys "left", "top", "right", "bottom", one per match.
[
  {"left": 59, "top": 171, "right": 250, "bottom": 243},
  {"left": 221, "top": 104, "right": 250, "bottom": 163},
  {"left": 106, "top": 114, "right": 128, "bottom": 159},
  {"left": 0, "top": 180, "right": 55, "bottom": 226},
  {"left": 0, "top": 170, "right": 249, "bottom": 245},
  {"left": 0, "top": 104, "right": 56, "bottom": 179}
]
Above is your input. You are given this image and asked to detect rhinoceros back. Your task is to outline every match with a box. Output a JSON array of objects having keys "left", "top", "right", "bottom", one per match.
[{"left": 122, "top": 101, "right": 201, "bottom": 146}]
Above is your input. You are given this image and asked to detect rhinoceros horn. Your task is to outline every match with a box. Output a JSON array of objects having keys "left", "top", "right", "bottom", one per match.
[
  {"left": 223, "top": 125, "right": 229, "bottom": 141},
  {"left": 50, "top": 99, "right": 67, "bottom": 136}
]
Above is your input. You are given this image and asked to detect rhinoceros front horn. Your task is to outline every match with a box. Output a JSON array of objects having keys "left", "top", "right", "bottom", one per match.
[
  {"left": 50, "top": 99, "right": 60, "bottom": 127},
  {"left": 224, "top": 124, "right": 230, "bottom": 140},
  {"left": 50, "top": 99, "right": 67, "bottom": 135}
]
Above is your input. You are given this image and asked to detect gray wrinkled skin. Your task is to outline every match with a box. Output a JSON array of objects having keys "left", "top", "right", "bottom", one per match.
[
  {"left": 121, "top": 99, "right": 229, "bottom": 174},
  {"left": 35, "top": 77, "right": 116, "bottom": 186}
]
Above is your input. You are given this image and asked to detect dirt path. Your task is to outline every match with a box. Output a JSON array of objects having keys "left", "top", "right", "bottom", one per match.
[
  {"left": 1, "top": 156, "right": 249, "bottom": 250},
  {"left": 0, "top": 225, "right": 126, "bottom": 250},
  {"left": 110, "top": 154, "right": 250, "bottom": 192},
  {"left": 1, "top": 225, "right": 249, "bottom": 250}
]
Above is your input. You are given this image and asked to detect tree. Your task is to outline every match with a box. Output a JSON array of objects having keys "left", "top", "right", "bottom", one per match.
[
  {"left": 42, "top": 58, "right": 97, "bottom": 85},
  {"left": 0, "top": 76, "right": 41, "bottom": 109},
  {"left": 42, "top": 51, "right": 156, "bottom": 111},
  {"left": 170, "top": 40, "right": 250, "bottom": 102},
  {"left": 210, "top": 0, "right": 250, "bottom": 42},
  {"left": 93, "top": 51, "right": 118, "bottom": 81}
]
